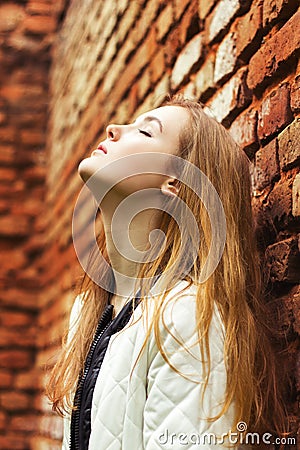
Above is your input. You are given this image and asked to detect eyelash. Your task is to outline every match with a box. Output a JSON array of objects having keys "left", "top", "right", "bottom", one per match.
[{"left": 138, "top": 129, "right": 152, "bottom": 137}]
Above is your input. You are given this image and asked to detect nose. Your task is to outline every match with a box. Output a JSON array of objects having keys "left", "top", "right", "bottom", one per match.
[{"left": 106, "top": 124, "right": 120, "bottom": 141}]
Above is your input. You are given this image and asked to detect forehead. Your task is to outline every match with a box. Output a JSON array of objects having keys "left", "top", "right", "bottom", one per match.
[{"left": 136, "top": 105, "right": 189, "bottom": 132}]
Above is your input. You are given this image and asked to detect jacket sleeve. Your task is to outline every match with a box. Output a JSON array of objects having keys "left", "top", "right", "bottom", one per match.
[{"left": 143, "top": 289, "right": 236, "bottom": 450}]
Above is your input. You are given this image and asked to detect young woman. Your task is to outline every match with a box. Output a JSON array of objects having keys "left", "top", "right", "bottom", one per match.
[{"left": 47, "top": 96, "right": 287, "bottom": 449}]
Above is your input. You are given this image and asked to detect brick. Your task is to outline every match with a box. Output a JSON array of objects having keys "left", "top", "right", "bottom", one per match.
[
  {"left": 23, "top": 234, "right": 45, "bottom": 254},
  {"left": 26, "top": 2, "right": 53, "bottom": 15},
  {"left": 0, "top": 4, "right": 25, "bottom": 32},
  {"left": 0, "top": 370, "right": 12, "bottom": 388},
  {"left": 0, "top": 167, "right": 17, "bottom": 182},
  {"left": 278, "top": 119, "right": 300, "bottom": 170},
  {"left": 292, "top": 173, "right": 300, "bottom": 217},
  {"left": 291, "top": 286, "right": 300, "bottom": 334},
  {"left": 0, "top": 350, "right": 32, "bottom": 369},
  {"left": 173, "top": 0, "right": 191, "bottom": 20},
  {"left": 0, "top": 215, "right": 31, "bottom": 237},
  {"left": 266, "top": 177, "right": 293, "bottom": 226},
  {"left": 0, "top": 84, "right": 26, "bottom": 101},
  {"left": 0, "top": 411, "right": 6, "bottom": 430},
  {"left": 207, "top": 67, "right": 252, "bottom": 126},
  {"left": 0, "top": 111, "right": 7, "bottom": 124},
  {"left": 254, "top": 139, "right": 279, "bottom": 190},
  {"left": 178, "top": 2, "right": 200, "bottom": 44},
  {"left": 1, "top": 391, "right": 31, "bottom": 410},
  {"left": 23, "top": 15, "right": 57, "bottom": 34},
  {"left": 150, "top": 49, "right": 165, "bottom": 84},
  {"left": 257, "top": 83, "right": 293, "bottom": 142},
  {"left": 20, "top": 129, "right": 45, "bottom": 146},
  {"left": 265, "top": 237, "right": 300, "bottom": 283},
  {"left": 116, "top": 0, "right": 129, "bottom": 14},
  {"left": 0, "top": 289, "right": 39, "bottom": 310},
  {"left": 15, "top": 369, "right": 40, "bottom": 390},
  {"left": 156, "top": 3, "right": 173, "bottom": 41},
  {"left": 194, "top": 52, "right": 215, "bottom": 100},
  {"left": 263, "top": 0, "right": 299, "bottom": 28},
  {"left": 0, "top": 126, "right": 16, "bottom": 143},
  {"left": 104, "top": 27, "right": 156, "bottom": 99},
  {"left": 11, "top": 414, "right": 39, "bottom": 432},
  {"left": 0, "top": 435, "right": 28, "bottom": 450},
  {"left": 15, "top": 266, "right": 41, "bottom": 289},
  {"left": 183, "top": 81, "right": 196, "bottom": 99},
  {"left": 269, "top": 294, "right": 295, "bottom": 339},
  {"left": 132, "top": 0, "right": 160, "bottom": 44},
  {"left": 1, "top": 311, "right": 33, "bottom": 328},
  {"left": 198, "top": 0, "right": 218, "bottom": 19},
  {"left": 0, "top": 327, "right": 37, "bottom": 347},
  {"left": 290, "top": 73, "right": 300, "bottom": 112},
  {"left": 24, "top": 166, "right": 46, "bottom": 183},
  {"left": 233, "top": 1, "right": 263, "bottom": 61},
  {"left": 171, "top": 33, "right": 204, "bottom": 89},
  {"left": 214, "top": 32, "right": 237, "bottom": 84},
  {"left": 207, "top": 0, "right": 251, "bottom": 43},
  {"left": 115, "top": 2, "right": 139, "bottom": 44},
  {"left": 164, "top": 26, "right": 183, "bottom": 67},
  {"left": 138, "top": 70, "right": 151, "bottom": 100},
  {"left": 229, "top": 108, "right": 258, "bottom": 154},
  {"left": 11, "top": 198, "right": 43, "bottom": 218},
  {"left": 247, "top": 10, "right": 300, "bottom": 90}
]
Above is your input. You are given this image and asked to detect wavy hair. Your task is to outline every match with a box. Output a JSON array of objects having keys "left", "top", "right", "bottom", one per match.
[{"left": 47, "top": 95, "right": 288, "bottom": 438}]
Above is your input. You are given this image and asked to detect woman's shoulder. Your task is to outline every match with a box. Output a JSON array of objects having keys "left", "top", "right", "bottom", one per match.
[{"left": 153, "top": 280, "right": 225, "bottom": 342}]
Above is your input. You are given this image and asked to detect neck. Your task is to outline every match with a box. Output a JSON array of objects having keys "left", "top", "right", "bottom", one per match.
[{"left": 101, "top": 193, "right": 163, "bottom": 299}]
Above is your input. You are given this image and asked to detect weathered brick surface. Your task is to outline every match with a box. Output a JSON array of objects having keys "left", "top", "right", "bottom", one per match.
[
  {"left": 171, "top": 33, "right": 204, "bottom": 89},
  {"left": 229, "top": 107, "right": 258, "bottom": 154},
  {"left": 247, "top": 10, "right": 300, "bottom": 90},
  {"left": 214, "top": 32, "right": 237, "bottom": 84},
  {"left": 278, "top": 118, "right": 300, "bottom": 170},
  {"left": 206, "top": 0, "right": 251, "bottom": 43},
  {"left": 290, "top": 72, "right": 300, "bottom": 112},
  {"left": 1, "top": 0, "right": 299, "bottom": 448},
  {"left": 265, "top": 236, "right": 300, "bottom": 283},
  {"left": 0, "top": 1, "right": 65, "bottom": 448},
  {"left": 208, "top": 67, "right": 252, "bottom": 126},
  {"left": 233, "top": 0, "right": 263, "bottom": 61},
  {"left": 194, "top": 52, "right": 215, "bottom": 100},
  {"left": 265, "top": 176, "right": 294, "bottom": 227},
  {"left": 262, "top": 0, "right": 299, "bottom": 28},
  {"left": 253, "top": 138, "right": 279, "bottom": 190},
  {"left": 257, "top": 82, "right": 293, "bottom": 142},
  {"left": 292, "top": 173, "right": 300, "bottom": 217},
  {"left": 198, "top": 0, "right": 216, "bottom": 19}
]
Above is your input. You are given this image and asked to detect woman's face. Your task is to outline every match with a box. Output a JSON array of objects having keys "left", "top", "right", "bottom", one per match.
[{"left": 78, "top": 105, "right": 189, "bottom": 196}]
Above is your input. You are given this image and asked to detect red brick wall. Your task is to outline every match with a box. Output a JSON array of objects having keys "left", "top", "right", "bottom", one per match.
[
  {"left": 1, "top": 0, "right": 299, "bottom": 448},
  {"left": 0, "top": 1, "right": 67, "bottom": 449}
]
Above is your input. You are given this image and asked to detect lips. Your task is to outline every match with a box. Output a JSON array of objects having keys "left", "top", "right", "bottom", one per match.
[
  {"left": 91, "top": 143, "right": 107, "bottom": 157},
  {"left": 96, "top": 144, "right": 107, "bottom": 154}
]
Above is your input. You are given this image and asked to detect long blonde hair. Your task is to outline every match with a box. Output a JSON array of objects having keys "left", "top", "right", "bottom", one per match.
[{"left": 47, "top": 95, "right": 288, "bottom": 436}]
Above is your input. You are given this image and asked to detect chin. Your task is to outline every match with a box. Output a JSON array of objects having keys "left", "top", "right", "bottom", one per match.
[{"left": 78, "top": 157, "right": 93, "bottom": 182}]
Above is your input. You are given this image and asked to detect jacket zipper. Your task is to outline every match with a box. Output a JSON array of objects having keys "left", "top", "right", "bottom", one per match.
[{"left": 70, "top": 305, "right": 113, "bottom": 450}]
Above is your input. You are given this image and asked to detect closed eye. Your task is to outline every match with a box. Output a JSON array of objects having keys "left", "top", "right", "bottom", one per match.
[{"left": 138, "top": 129, "right": 152, "bottom": 137}]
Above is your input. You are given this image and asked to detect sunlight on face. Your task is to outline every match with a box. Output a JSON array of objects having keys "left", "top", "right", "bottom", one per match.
[{"left": 78, "top": 105, "right": 189, "bottom": 194}]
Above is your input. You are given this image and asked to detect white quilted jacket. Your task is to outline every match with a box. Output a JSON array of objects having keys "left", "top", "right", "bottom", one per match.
[{"left": 62, "top": 281, "right": 242, "bottom": 450}]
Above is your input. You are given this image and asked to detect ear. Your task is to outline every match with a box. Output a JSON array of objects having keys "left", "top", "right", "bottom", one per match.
[{"left": 161, "top": 177, "right": 179, "bottom": 197}]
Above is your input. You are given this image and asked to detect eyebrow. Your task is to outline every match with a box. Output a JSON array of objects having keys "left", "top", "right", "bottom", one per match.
[{"left": 140, "top": 115, "right": 163, "bottom": 133}]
